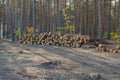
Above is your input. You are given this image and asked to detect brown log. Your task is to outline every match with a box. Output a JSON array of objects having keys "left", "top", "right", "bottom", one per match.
[
  {"left": 20, "top": 32, "right": 98, "bottom": 48},
  {"left": 117, "top": 50, "right": 120, "bottom": 53},
  {"left": 99, "top": 44, "right": 116, "bottom": 48},
  {"left": 98, "top": 44, "right": 104, "bottom": 48},
  {"left": 116, "top": 45, "right": 120, "bottom": 50},
  {"left": 113, "top": 50, "right": 118, "bottom": 53},
  {"left": 96, "top": 47, "right": 100, "bottom": 51},
  {"left": 101, "top": 47, "right": 106, "bottom": 52}
]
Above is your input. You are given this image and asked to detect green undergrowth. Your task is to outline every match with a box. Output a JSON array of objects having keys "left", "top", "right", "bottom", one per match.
[{"left": 110, "top": 32, "right": 120, "bottom": 43}]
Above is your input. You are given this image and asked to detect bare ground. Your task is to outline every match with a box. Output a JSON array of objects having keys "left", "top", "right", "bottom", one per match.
[{"left": 0, "top": 39, "right": 120, "bottom": 80}]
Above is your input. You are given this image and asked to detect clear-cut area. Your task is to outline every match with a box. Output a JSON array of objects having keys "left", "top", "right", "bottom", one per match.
[{"left": 0, "top": 40, "right": 120, "bottom": 80}]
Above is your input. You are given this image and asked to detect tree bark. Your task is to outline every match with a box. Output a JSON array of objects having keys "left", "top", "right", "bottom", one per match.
[
  {"left": 93, "top": 0, "right": 98, "bottom": 37},
  {"left": 98, "top": 0, "right": 103, "bottom": 43},
  {"left": 85, "top": 0, "right": 88, "bottom": 35},
  {"left": 107, "top": 0, "right": 111, "bottom": 40}
]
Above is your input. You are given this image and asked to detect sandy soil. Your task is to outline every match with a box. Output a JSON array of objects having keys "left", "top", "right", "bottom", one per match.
[{"left": 0, "top": 39, "right": 120, "bottom": 80}]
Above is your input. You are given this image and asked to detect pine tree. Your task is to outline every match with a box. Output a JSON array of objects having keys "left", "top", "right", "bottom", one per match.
[{"left": 98, "top": 0, "right": 103, "bottom": 43}]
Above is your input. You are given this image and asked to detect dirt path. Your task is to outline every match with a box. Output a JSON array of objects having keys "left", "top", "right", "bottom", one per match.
[{"left": 0, "top": 39, "right": 120, "bottom": 80}]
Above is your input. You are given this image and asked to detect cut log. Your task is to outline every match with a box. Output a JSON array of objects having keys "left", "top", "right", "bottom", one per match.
[
  {"left": 116, "top": 45, "right": 120, "bottom": 50},
  {"left": 96, "top": 44, "right": 120, "bottom": 53},
  {"left": 20, "top": 32, "right": 98, "bottom": 48}
]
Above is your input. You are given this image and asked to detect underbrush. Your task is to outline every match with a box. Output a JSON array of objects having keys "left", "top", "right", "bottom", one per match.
[{"left": 110, "top": 32, "right": 120, "bottom": 44}]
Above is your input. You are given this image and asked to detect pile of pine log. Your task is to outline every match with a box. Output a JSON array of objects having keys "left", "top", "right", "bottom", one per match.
[
  {"left": 96, "top": 44, "right": 120, "bottom": 53},
  {"left": 20, "top": 32, "right": 98, "bottom": 48}
]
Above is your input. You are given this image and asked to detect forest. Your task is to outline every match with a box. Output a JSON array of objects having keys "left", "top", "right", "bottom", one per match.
[
  {"left": 0, "top": 0, "right": 120, "bottom": 42},
  {"left": 0, "top": 0, "right": 120, "bottom": 80}
]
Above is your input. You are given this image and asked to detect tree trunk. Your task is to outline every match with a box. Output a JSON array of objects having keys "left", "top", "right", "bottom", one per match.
[
  {"left": 98, "top": 0, "right": 103, "bottom": 43},
  {"left": 1, "top": 0, "right": 5, "bottom": 38},
  {"left": 113, "top": 0, "right": 117, "bottom": 33},
  {"left": 32, "top": 0, "right": 36, "bottom": 34},
  {"left": 93, "top": 0, "right": 98, "bottom": 37},
  {"left": 107, "top": 0, "right": 111, "bottom": 40},
  {"left": 85, "top": 0, "right": 88, "bottom": 35}
]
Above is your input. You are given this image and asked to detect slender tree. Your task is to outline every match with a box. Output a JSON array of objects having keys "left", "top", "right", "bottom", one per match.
[
  {"left": 39, "top": 0, "right": 43, "bottom": 33},
  {"left": 103, "top": 0, "right": 108, "bottom": 33},
  {"left": 26, "top": 0, "right": 31, "bottom": 31},
  {"left": 5, "top": 0, "right": 9, "bottom": 38},
  {"left": 20, "top": 0, "right": 23, "bottom": 40},
  {"left": 85, "top": 0, "right": 89, "bottom": 35},
  {"left": 47, "top": 0, "right": 51, "bottom": 32},
  {"left": 74, "top": 0, "right": 80, "bottom": 34},
  {"left": 113, "top": 0, "right": 117, "bottom": 33},
  {"left": 80, "top": 0, "right": 85, "bottom": 34},
  {"left": 98, "top": 0, "right": 103, "bottom": 43},
  {"left": 8, "top": 0, "right": 13, "bottom": 40},
  {"left": 93, "top": 0, "right": 98, "bottom": 37},
  {"left": 1, "top": 0, "right": 5, "bottom": 38},
  {"left": 119, "top": 0, "right": 120, "bottom": 32},
  {"left": 32, "top": 0, "right": 36, "bottom": 34},
  {"left": 107, "top": 0, "right": 111, "bottom": 39}
]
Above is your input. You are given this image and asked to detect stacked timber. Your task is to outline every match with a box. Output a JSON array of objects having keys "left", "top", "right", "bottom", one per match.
[
  {"left": 20, "top": 32, "right": 98, "bottom": 48},
  {"left": 96, "top": 44, "right": 120, "bottom": 53}
]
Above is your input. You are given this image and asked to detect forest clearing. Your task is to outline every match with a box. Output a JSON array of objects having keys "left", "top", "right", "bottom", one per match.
[
  {"left": 0, "top": 0, "right": 120, "bottom": 80},
  {"left": 0, "top": 40, "right": 120, "bottom": 80}
]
